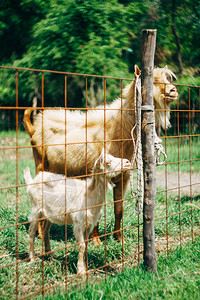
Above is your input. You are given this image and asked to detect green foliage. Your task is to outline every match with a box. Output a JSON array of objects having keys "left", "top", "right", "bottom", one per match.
[
  {"left": 177, "top": 77, "right": 200, "bottom": 109},
  {"left": 0, "top": 0, "right": 50, "bottom": 63},
  {"left": 0, "top": 0, "right": 200, "bottom": 108},
  {"left": 15, "top": 0, "right": 130, "bottom": 73},
  {"left": 174, "top": 0, "right": 200, "bottom": 66},
  {"left": 1, "top": 0, "right": 200, "bottom": 71}
]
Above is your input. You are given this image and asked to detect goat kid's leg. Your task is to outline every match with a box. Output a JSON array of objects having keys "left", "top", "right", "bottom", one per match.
[
  {"left": 28, "top": 221, "right": 38, "bottom": 261},
  {"left": 113, "top": 175, "right": 129, "bottom": 242},
  {"left": 77, "top": 240, "right": 86, "bottom": 275},
  {"left": 74, "top": 227, "right": 86, "bottom": 275}
]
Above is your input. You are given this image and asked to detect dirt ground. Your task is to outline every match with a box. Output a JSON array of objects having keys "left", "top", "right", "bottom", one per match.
[{"left": 156, "top": 171, "right": 200, "bottom": 195}]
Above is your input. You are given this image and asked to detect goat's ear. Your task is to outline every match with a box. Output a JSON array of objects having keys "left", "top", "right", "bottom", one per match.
[
  {"left": 164, "top": 65, "right": 168, "bottom": 69},
  {"left": 134, "top": 65, "right": 141, "bottom": 77}
]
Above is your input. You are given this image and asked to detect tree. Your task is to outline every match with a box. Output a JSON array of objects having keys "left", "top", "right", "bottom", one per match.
[
  {"left": 0, "top": 0, "right": 200, "bottom": 110},
  {"left": 11, "top": 0, "right": 131, "bottom": 107},
  {"left": 0, "top": 0, "right": 50, "bottom": 63}
]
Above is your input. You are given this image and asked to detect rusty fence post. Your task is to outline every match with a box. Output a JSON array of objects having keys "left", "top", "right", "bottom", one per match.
[{"left": 141, "top": 29, "right": 157, "bottom": 272}]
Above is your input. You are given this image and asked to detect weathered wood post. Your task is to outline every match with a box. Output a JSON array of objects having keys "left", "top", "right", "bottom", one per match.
[{"left": 141, "top": 29, "right": 157, "bottom": 272}]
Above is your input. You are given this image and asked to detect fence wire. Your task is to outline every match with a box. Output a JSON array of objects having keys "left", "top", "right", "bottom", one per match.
[{"left": 0, "top": 66, "right": 199, "bottom": 299}]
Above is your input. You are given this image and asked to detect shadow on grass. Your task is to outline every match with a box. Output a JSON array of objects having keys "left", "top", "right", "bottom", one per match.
[
  {"left": 50, "top": 224, "right": 74, "bottom": 242},
  {"left": 17, "top": 214, "right": 75, "bottom": 242},
  {"left": 180, "top": 194, "right": 200, "bottom": 203}
]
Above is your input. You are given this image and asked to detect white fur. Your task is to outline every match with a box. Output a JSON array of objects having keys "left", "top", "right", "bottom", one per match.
[{"left": 24, "top": 150, "right": 130, "bottom": 275}]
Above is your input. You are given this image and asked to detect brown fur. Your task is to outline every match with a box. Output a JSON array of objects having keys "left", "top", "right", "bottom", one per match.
[{"left": 24, "top": 65, "right": 178, "bottom": 242}]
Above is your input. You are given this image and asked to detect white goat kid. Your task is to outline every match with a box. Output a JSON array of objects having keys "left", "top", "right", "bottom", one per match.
[{"left": 24, "top": 150, "right": 130, "bottom": 275}]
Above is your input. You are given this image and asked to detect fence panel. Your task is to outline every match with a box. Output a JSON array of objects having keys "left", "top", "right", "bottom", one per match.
[{"left": 0, "top": 65, "right": 199, "bottom": 298}]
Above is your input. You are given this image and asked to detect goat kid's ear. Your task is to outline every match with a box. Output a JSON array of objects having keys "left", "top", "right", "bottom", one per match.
[
  {"left": 99, "top": 155, "right": 105, "bottom": 169},
  {"left": 134, "top": 65, "right": 141, "bottom": 77},
  {"left": 99, "top": 148, "right": 105, "bottom": 165},
  {"left": 95, "top": 149, "right": 104, "bottom": 170},
  {"left": 100, "top": 148, "right": 105, "bottom": 157}
]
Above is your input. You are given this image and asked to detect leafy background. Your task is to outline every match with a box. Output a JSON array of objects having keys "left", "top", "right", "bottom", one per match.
[{"left": 0, "top": 0, "right": 200, "bottom": 134}]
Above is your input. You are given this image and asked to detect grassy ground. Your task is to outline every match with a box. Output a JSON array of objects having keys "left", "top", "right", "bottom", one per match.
[
  {"left": 158, "top": 136, "right": 200, "bottom": 173},
  {"left": 44, "top": 236, "right": 200, "bottom": 300},
  {"left": 0, "top": 130, "right": 199, "bottom": 298}
]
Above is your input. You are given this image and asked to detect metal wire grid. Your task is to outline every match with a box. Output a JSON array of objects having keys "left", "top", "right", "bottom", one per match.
[{"left": 0, "top": 66, "right": 199, "bottom": 298}]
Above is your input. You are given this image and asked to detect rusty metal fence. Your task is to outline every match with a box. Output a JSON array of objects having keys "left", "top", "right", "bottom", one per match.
[{"left": 0, "top": 66, "right": 199, "bottom": 299}]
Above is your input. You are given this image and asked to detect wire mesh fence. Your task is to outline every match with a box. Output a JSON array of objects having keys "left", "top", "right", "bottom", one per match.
[{"left": 0, "top": 66, "right": 199, "bottom": 298}]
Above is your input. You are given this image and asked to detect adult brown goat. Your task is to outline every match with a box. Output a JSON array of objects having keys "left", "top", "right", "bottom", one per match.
[{"left": 24, "top": 65, "right": 178, "bottom": 244}]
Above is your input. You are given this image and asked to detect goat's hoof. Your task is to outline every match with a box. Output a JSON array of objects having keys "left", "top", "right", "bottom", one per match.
[
  {"left": 37, "top": 224, "right": 44, "bottom": 240},
  {"left": 37, "top": 232, "right": 43, "bottom": 240},
  {"left": 92, "top": 236, "right": 102, "bottom": 246},
  {"left": 47, "top": 254, "right": 56, "bottom": 261},
  {"left": 113, "top": 233, "right": 126, "bottom": 244}
]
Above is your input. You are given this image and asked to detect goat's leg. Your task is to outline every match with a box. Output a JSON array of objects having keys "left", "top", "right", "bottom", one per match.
[
  {"left": 37, "top": 221, "right": 44, "bottom": 240},
  {"left": 90, "top": 225, "right": 102, "bottom": 246},
  {"left": 28, "top": 221, "right": 38, "bottom": 261},
  {"left": 113, "top": 174, "right": 129, "bottom": 242},
  {"left": 90, "top": 210, "right": 103, "bottom": 246},
  {"left": 44, "top": 220, "right": 54, "bottom": 258},
  {"left": 32, "top": 147, "right": 48, "bottom": 240}
]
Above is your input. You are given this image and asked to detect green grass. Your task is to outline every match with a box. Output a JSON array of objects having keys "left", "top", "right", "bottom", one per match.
[
  {"left": 158, "top": 136, "right": 200, "bottom": 173},
  {"left": 0, "top": 130, "right": 199, "bottom": 298},
  {"left": 43, "top": 236, "right": 200, "bottom": 300}
]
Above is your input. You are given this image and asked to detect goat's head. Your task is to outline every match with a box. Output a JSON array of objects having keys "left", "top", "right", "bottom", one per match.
[
  {"left": 153, "top": 66, "right": 178, "bottom": 129},
  {"left": 131, "top": 65, "right": 178, "bottom": 129},
  {"left": 94, "top": 149, "right": 131, "bottom": 179},
  {"left": 153, "top": 66, "right": 178, "bottom": 107}
]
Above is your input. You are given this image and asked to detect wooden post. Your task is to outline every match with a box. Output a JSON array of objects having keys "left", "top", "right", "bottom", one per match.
[{"left": 141, "top": 29, "right": 157, "bottom": 272}]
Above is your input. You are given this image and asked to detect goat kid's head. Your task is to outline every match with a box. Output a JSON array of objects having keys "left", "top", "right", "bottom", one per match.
[{"left": 94, "top": 149, "right": 131, "bottom": 179}]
